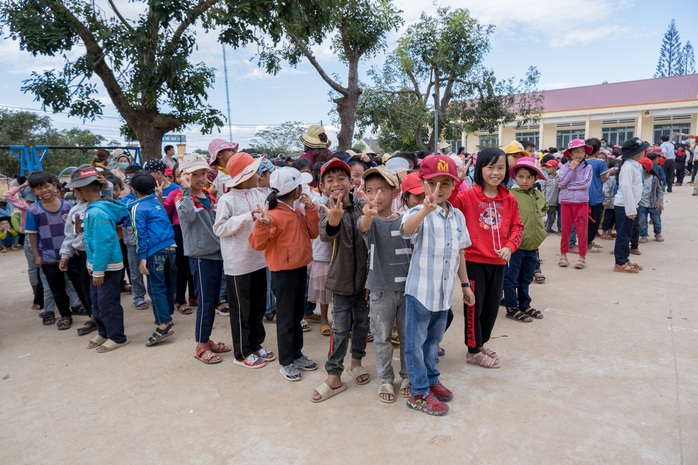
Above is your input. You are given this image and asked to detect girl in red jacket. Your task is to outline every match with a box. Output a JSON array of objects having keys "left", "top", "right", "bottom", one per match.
[
  {"left": 453, "top": 148, "right": 524, "bottom": 368},
  {"left": 249, "top": 167, "right": 320, "bottom": 382}
]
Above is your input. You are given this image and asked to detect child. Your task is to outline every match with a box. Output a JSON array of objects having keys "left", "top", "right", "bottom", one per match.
[
  {"left": 358, "top": 166, "right": 412, "bottom": 403},
  {"left": 257, "top": 158, "right": 278, "bottom": 323},
  {"left": 311, "top": 158, "right": 370, "bottom": 403},
  {"left": 175, "top": 153, "right": 230, "bottom": 364},
  {"left": 249, "top": 167, "right": 319, "bottom": 381},
  {"left": 557, "top": 139, "right": 593, "bottom": 270},
  {"left": 453, "top": 148, "right": 524, "bottom": 368},
  {"left": 207, "top": 138, "right": 238, "bottom": 198},
  {"left": 540, "top": 159, "right": 559, "bottom": 233},
  {"left": 637, "top": 157, "right": 664, "bottom": 243},
  {"left": 675, "top": 144, "right": 687, "bottom": 186},
  {"left": 0, "top": 215, "right": 20, "bottom": 252},
  {"left": 401, "top": 155, "right": 475, "bottom": 416},
  {"left": 143, "top": 159, "right": 180, "bottom": 203},
  {"left": 504, "top": 158, "right": 548, "bottom": 322},
  {"left": 399, "top": 172, "right": 425, "bottom": 212},
  {"left": 613, "top": 138, "right": 649, "bottom": 273},
  {"left": 25, "top": 171, "right": 89, "bottom": 329},
  {"left": 128, "top": 171, "right": 177, "bottom": 345},
  {"left": 120, "top": 165, "right": 149, "bottom": 310},
  {"left": 67, "top": 167, "right": 130, "bottom": 352},
  {"left": 212, "top": 152, "right": 272, "bottom": 368},
  {"left": 600, "top": 160, "right": 621, "bottom": 239}
]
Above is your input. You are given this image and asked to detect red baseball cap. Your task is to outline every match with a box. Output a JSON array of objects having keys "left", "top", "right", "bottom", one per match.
[
  {"left": 418, "top": 155, "right": 458, "bottom": 182},
  {"left": 401, "top": 172, "right": 425, "bottom": 195},
  {"left": 639, "top": 157, "right": 653, "bottom": 172},
  {"left": 543, "top": 160, "right": 559, "bottom": 168},
  {"left": 320, "top": 158, "right": 351, "bottom": 180}
]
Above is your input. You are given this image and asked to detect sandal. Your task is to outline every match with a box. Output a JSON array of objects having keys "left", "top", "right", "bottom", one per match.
[
  {"left": 391, "top": 328, "right": 400, "bottom": 345},
  {"left": 399, "top": 378, "right": 411, "bottom": 398},
  {"left": 505, "top": 309, "right": 532, "bottom": 323},
  {"left": 438, "top": 347, "right": 445, "bottom": 357},
  {"left": 42, "top": 313, "right": 56, "bottom": 326},
  {"left": 146, "top": 323, "right": 174, "bottom": 347},
  {"left": 255, "top": 348, "right": 276, "bottom": 362},
  {"left": 378, "top": 383, "right": 396, "bottom": 403},
  {"left": 367, "top": 331, "right": 374, "bottom": 343},
  {"left": 232, "top": 353, "right": 266, "bottom": 369},
  {"left": 188, "top": 298, "right": 198, "bottom": 306},
  {"left": 466, "top": 351, "right": 502, "bottom": 368},
  {"left": 176, "top": 304, "right": 193, "bottom": 315},
  {"left": 77, "top": 320, "right": 98, "bottom": 336},
  {"left": 87, "top": 334, "right": 107, "bottom": 349},
  {"left": 480, "top": 347, "right": 498, "bottom": 358},
  {"left": 56, "top": 317, "right": 73, "bottom": 330},
  {"left": 301, "top": 319, "right": 310, "bottom": 332},
  {"left": 304, "top": 313, "right": 321, "bottom": 323},
  {"left": 558, "top": 256, "right": 569, "bottom": 267},
  {"left": 134, "top": 301, "right": 149, "bottom": 310},
  {"left": 71, "top": 305, "right": 87, "bottom": 315},
  {"left": 521, "top": 307, "right": 543, "bottom": 319},
  {"left": 349, "top": 365, "right": 371, "bottom": 385},
  {"left": 320, "top": 323, "right": 331, "bottom": 336},
  {"left": 96, "top": 339, "right": 130, "bottom": 353},
  {"left": 207, "top": 341, "right": 232, "bottom": 353},
  {"left": 575, "top": 257, "right": 586, "bottom": 269},
  {"left": 613, "top": 262, "right": 639, "bottom": 274},
  {"left": 533, "top": 271, "right": 546, "bottom": 283},
  {"left": 195, "top": 346, "right": 221, "bottom": 364}
]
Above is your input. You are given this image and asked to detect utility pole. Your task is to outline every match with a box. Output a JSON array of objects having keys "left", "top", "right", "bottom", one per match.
[{"left": 222, "top": 44, "right": 233, "bottom": 142}]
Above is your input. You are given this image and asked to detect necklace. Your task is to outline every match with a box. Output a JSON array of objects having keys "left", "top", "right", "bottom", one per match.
[{"left": 380, "top": 212, "right": 397, "bottom": 220}]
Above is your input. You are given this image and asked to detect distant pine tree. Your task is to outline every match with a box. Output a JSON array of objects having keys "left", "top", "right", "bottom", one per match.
[
  {"left": 654, "top": 20, "right": 683, "bottom": 77},
  {"left": 680, "top": 41, "right": 696, "bottom": 74}
]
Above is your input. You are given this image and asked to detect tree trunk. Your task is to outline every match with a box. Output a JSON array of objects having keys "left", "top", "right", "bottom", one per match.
[
  {"left": 415, "top": 125, "right": 428, "bottom": 153},
  {"left": 335, "top": 90, "right": 360, "bottom": 151},
  {"left": 134, "top": 124, "right": 168, "bottom": 162}
]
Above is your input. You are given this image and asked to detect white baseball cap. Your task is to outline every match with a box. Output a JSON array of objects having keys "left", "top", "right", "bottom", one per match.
[{"left": 270, "top": 167, "right": 313, "bottom": 196}]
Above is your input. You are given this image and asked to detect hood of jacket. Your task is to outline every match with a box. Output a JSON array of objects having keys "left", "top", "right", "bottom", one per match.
[{"left": 87, "top": 198, "right": 128, "bottom": 223}]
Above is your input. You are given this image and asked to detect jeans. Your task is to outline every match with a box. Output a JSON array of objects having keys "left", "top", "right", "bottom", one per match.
[
  {"left": 503, "top": 249, "right": 538, "bottom": 310},
  {"left": 404, "top": 295, "right": 448, "bottom": 396},
  {"left": 265, "top": 267, "right": 276, "bottom": 318},
  {"left": 126, "top": 244, "right": 146, "bottom": 303},
  {"left": 146, "top": 246, "right": 176, "bottom": 325},
  {"left": 369, "top": 290, "right": 406, "bottom": 382},
  {"left": 272, "top": 267, "right": 307, "bottom": 366},
  {"left": 638, "top": 205, "right": 662, "bottom": 236},
  {"left": 90, "top": 270, "right": 126, "bottom": 343},
  {"left": 545, "top": 205, "right": 558, "bottom": 232},
  {"left": 325, "top": 291, "right": 369, "bottom": 376},
  {"left": 691, "top": 162, "right": 698, "bottom": 183},
  {"left": 613, "top": 206, "right": 634, "bottom": 266},
  {"left": 1, "top": 234, "right": 18, "bottom": 248},
  {"left": 23, "top": 239, "right": 39, "bottom": 286},
  {"left": 190, "top": 258, "right": 223, "bottom": 344}
]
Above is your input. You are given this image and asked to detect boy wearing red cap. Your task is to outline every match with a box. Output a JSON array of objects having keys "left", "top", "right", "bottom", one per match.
[{"left": 400, "top": 155, "right": 475, "bottom": 416}]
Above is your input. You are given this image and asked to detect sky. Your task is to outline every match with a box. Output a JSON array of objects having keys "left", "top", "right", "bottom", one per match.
[{"left": 0, "top": 0, "right": 696, "bottom": 154}]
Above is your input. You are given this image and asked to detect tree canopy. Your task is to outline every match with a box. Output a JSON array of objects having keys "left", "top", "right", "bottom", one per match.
[
  {"left": 250, "top": 121, "right": 307, "bottom": 156},
  {"left": 1, "top": 0, "right": 339, "bottom": 159},
  {"left": 654, "top": 20, "right": 695, "bottom": 77},
  {"left": 356, "top": 7, "right": 542, "bottom": 153}
]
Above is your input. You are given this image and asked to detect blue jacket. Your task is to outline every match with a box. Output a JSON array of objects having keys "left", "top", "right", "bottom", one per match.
[
  {"left": 129, "top": 194, "right": 175, "bottom": 259},
  {"left": 85, "top": 199, "right": 128, "bottom": 277}
]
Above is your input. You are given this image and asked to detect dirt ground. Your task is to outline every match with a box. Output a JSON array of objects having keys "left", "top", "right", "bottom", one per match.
[{"left": 1, "top": 187, "right": 696, "bottom": 465}]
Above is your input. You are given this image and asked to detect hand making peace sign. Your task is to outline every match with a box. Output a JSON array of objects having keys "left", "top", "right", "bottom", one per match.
[
  {"left": 179, "top": 172, "right": 191, "bottom": 189},
  {"left": 422, "top": 181, "right": 440, "bottom": 212},
  {"left": 362, "top": 190, "right": 379, "bottom": 220},
  {"left": 320, "top": 194, "right": 344, "bottom": 226},
  {"left": 256, "top": 202, "right": 271, "bottom": 225}
]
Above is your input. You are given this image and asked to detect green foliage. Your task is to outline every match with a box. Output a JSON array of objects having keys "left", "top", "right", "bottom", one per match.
[
  {"left": 680, "top": 41, "right": 696, "bottom": 75},
  {"left": 0, "top": 110, "right": 105, "bottom": 176},
  {"left": 356, "top": 7, "right": 542, "bottom": 152},
  {"left": 250, "top": 121, "right": 307, "bottom": 157},
  {"left": 655, "top": 20, "right": 684, "bottom": 77}
]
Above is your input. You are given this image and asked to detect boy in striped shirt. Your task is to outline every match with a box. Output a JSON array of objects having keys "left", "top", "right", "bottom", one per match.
[{"left": 400, "top": 155, "right": 475, "bottom": 416}]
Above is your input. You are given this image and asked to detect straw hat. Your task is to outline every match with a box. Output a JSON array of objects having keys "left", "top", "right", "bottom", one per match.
[{"left": 299, "top": 125, "right": 331, "bottom": 149}]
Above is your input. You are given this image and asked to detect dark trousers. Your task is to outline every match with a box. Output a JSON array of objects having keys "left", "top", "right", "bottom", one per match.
[
  {"left": 227, "top": 268, "right": 267, "bottom": 361},
  {"left": 77, "top": 252, "right": 93, "bottom": 317},
  {"left": 42, "top": 256, "right": 88, "bottom": 318},
  {"left": 664, "top": 159, "right": 676, "bottom": 192},
  {"left": 190, "top": 258, "right": 222, "bottom": 344},
  {"left": 325, "top": 291, "right": 370, "bottom": 376},
  {"left": 676, "top": 163, "right": 686, "bottom": 184},
  {"left": 272, "top": 267, "right": 307, "bottom": 366},
  {"left": 503, "top": 249, "right": 537, "bottom": 310},
  {"left": 173, "top": 225, "right": 195, "bottom": 305},
  {"left": 631, "top": 215, "right": 640, "bottom": 249},
  {"left": 119, "top": 240, "right": 130, "bottom": 288},
  {"left": 90, "top": 270, "right": 126, "bottom": 343},
  {"left": 601, "top": 207, "right": 615, "bottom": 231},
  {"left": 465, "top": 262, "right": 504, "bottom": 352},
  {"left": 613, "top": 206, "right": 634, "bottom": 266},
  {"left": 587, "top": 203, "right": 603, "bottom": 245}
]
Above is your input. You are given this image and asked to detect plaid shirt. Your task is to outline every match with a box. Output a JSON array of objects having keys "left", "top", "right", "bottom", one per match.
[{"left": 400, "top": 202, "right": 470, "bottom": 312}]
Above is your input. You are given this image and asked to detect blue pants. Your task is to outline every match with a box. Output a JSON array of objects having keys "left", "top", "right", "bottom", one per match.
[
  {"left": 325, "top": 291, "right": 369, "bottom": 376},
  {"left": 638, "top": 205, "right": 662, "bottom": 236},
  {"left": 190, "top": 257, "right": 222, "bottom": 343},
  {"left": 613, "top": 206, "right": 634, "bottom": 266},
  {"left": 1, "top": 234, "right": 18, "bottom": 248},
  {"left": 503, "top": 249, "right": 538, "bottom": 310},
  {"left": 90, "top": 270, "right": 126, "bottom": 343},
  {"left": 146, "top": 247, "right": 176, "bottom": 325},
  {"left": 265, "top": 267, "right": 276, "bottom": 318},
  {"left": 126, "top": 244, "right": 146, "bottom": 303},
  {"left": 404, "top": 295, "right": 448, "bottom": 396}
]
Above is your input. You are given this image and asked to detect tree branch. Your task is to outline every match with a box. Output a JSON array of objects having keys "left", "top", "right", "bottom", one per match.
[
  {"left": 404, "top": 68, "right": 422, "bottom": 100},
  {"left": 173, "top": 0, "right": 220, "bottom": 42},
  {"left": 107, "top": 0, "right": 135, "bottom": 33},
  {"left": 288, "top": 33, "right": 347, "bottom": 96}
]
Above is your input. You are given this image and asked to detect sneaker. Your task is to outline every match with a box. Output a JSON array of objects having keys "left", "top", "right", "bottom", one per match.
[
  {"left": 293, "top": 355, "right": 318, "bottom": 371},
  {"left": 216, "top": 307, "right": 230, "bottom": 317},
  {"left": 232, "top": 354, "right": 266, "bottom": 369},
  {"left": 406, "top": 392, "right": 449, "bottom": 416},
  {"left": 639, "top": 236, "right": 648, "bottom": 243},
  {"left": 655, "top": 234, "right": 665, "bottom": 242},
  {"left": 256, "top": 348, "right": 276, "bottom": 362},
  {"left": 279, "top": 363, "right": 302, "bottom": 381},
  {"left": 429, "top": 382, "right": 453, "bottom": 402}
]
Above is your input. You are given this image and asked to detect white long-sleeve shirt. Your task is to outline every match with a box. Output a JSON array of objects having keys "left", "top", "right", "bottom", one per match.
[{"left": 613, "top": 159, "right": 643, "bottom": 217}]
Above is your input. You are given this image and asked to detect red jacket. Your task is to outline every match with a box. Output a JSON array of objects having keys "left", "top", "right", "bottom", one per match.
[{"left": 452, "top": 185, "right": 524, "bottom": 265}]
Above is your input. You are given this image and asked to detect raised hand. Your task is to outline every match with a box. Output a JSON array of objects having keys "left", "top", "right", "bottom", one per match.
[
  {"left": 422, "top": 182, "right": 440, "bottom": 212},
  {"left": 362, "top": 193, "right": 379, "bottom": 220},
  {"left": 256, "top": 202, "right": 271, "bottom": 225},
  {"left": 320, "top": 194, "right": 344, "bottom": 226},
  {"left": 155, "top": 180, "right": 164, "bottom": 198},
  {"left": 299, "top": 193, "right": 313, "bottom": 208},
  {"left": 179, "top": 172, "right": 191, "bottom": 189}
]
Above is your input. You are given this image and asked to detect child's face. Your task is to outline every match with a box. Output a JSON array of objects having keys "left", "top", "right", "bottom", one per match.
[
  {"left": 32, "top": 182, "right": 56, "bottom": 201},
  {"left": 364, "top": 177, "right": 397, "bottom": 215},
  {"left": 349, "top": 164, "right": 365, "bottom": 190},
  {"left": 569, "top": 147, "right": 586, "bottom": 161},
  {"left": 258, "top": 171, "right": 271, "bottom": 188},
  {"left": 217, "top": 149, "right": 235, "bottom": 166},
  {"left": 189, "top": 169, "right": 207, "bottom": 191},
  {"left": 321, "top": 169, "right": 351, "bottom": 202},
  {"left": 0, "top": 220, "right": 10, "bottom": 230},
  {"left": 481, "top": 155, "right": 507, "bottom": 189},
  {"left": 405, "top": 192, "right": 425, "bottom": 208},
  {"left": 543, "top": 165, "right": 556, "bottom": 176},
  {"left": 112, "top": 184, "right": 122, "bottom": 199},
  {"left": 236, "top": 172, "right": 260, "bottom": 189},
  {"left": 423, "top": 175, "right": 455, "bottom": 205},
  {"left": 515, "top": 168, "right": 536, "bottom": 190}
]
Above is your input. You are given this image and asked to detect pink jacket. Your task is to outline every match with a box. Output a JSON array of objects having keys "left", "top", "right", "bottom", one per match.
[
  {"left": 557, "top": 161, "right": 593, "bottom": 204},
  {"left": 4, "top": 186, "right": 30, "bottom": 232}
]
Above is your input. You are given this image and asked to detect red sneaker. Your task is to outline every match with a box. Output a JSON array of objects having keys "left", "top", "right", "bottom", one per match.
[
  {"left": 406, "top": 392, "right": 449, "bottom": 416},
  {"left": 429, "top": 382, "right": 453, "bottom": 402}
]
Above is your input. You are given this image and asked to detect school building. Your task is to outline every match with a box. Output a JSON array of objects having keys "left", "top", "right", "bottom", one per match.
[{"left": 461, "top": 74, "right": 698, "bottom": 151}]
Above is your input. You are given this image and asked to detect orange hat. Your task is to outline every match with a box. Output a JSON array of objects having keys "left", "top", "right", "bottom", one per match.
[
  {"left": 401, "top": 172, "right": 425, "bottom": 195},
  {"left": 639, "top": 157, "right": 653, "bottom": 172},
  {"left": 225, "top": 152, "right": 261, "bottom": 188}
]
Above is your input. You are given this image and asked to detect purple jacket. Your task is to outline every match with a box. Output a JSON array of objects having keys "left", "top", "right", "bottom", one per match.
[{"left": 558, "top": 161, "right": 593, "bottom": 203}]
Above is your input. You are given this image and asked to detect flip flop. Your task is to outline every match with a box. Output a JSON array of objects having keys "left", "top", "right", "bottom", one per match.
[
  {"left": 349, "top": 366, "right": 370, "bottom": 385},
  {"left": 96, "top": 339, "right": 130, "bottom": 353},
  {"left": 311, "top": 382, "right": 348, "bottom": 403},
  {"left": 320, "top": 323, "right": 331, "bottom": 336}
]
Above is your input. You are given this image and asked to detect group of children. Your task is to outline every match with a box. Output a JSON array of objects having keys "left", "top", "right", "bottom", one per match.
[{"left": 4, "top": 125, "right": 683, "bottom": 416}]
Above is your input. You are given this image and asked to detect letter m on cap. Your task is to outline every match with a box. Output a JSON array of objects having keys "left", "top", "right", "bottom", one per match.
[{"left": 437, "top": 160, "right": 449, "bottom": 172}]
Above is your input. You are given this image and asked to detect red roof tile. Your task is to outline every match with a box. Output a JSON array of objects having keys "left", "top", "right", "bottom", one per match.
[{"left": 542, "top": 74, "right": 698, "bottom": 113}]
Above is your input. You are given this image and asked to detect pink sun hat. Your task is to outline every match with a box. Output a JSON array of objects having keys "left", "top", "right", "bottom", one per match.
[
  {"left": 510, "top": 157, "right": 545, "bottom": 180},
  {"left": 208, "top": 138, "right": 239, "bottom": 166},
  {"left": 562, "top": 139, "right": 593, "bottom": 158}
]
